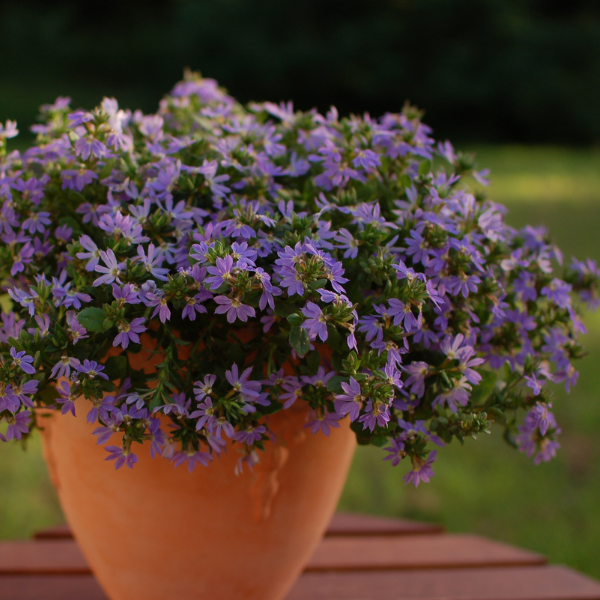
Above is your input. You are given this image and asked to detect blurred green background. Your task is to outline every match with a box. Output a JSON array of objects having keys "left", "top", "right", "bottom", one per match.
[{"left": 1, "top": 0, "right": 600, "bottom": 583}]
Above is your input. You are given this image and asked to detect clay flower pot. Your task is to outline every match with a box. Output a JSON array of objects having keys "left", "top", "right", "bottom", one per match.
[{"left": 39, "top": 393, "right": 356, "bottom": 600}]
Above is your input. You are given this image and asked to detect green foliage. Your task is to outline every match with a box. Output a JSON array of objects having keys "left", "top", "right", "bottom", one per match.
[
  {"left": 339, "top": 145, "right": 600, "bottom": 581},
  {"left": 76, "top": 307, "right": 107, "bottom": 333}
]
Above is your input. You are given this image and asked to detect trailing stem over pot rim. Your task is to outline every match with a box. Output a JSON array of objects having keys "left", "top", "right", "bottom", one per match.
[{"left": 0, "top": 72, "right": 598, "bottom": 483}]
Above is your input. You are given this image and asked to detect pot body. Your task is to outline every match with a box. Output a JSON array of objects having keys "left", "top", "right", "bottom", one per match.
[{"left": 39, "top": 398, "right": 356, "bottom": 600}]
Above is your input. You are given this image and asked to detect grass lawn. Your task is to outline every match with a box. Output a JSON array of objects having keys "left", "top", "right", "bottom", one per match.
[{"left": 1, "top": 145, "right": 600, "bottom": 579}]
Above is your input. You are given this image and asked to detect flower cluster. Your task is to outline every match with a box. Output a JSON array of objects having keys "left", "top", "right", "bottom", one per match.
[{"left": 0, "top": 73, "right": 597, "bottom": 483}]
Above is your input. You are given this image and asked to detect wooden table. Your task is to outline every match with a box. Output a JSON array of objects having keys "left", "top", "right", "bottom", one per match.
[{"left": 1, "top": 513, "right": 599, "bottom": 599}]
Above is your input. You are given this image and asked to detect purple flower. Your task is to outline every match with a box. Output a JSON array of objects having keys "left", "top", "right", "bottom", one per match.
[
  {"left": 61, "top": 169, "right": 98, "bottom": 191},
  {"left": 231, "top": 242, "right": 257, "bottom": 267},
  {"left": 334, "top": 377, "right": 364, "bottom": 422},
  {"left": 5, "top": 411, "right": 31, "bottom": 441},
  {"left": 197, "top": 160, "right": 231, "bottom": 198},
  {"left": 93, "top": 412, "right": 124, "bottom": 445},
  {"left": 105, "top": 445, "right": 138, "bottom": 470},
  {"left": 335, "top": 228, "right": 359, "bottom": 258},
  {"left": 50, "top": 354, "right": 81, "bottom": 379},
  {"left": 66, "top": 311, "right": 88, "bottom": 344},
  {"left": 403, "top": 451, "right": 437, "bottom": 487},
  {"left": 94, "top": 249, "right": 124, "bottom": 286},
  {"left": 447, "top": 273, "right": 481, "bottom": 298},
  {"left": 300, "top": 367, "right": 335, "bottom": 388},
  {"left": 75, "top": 360, "right": 109, "bottom": 380},
  {"left": 86, "top": 395, "right": 115, "bottom": 424},
  {"left": 439, "top": 334, "right": 470, "bottom": 361},
  {"left": 22, "top": 211, "right": 51, "bottom": 234},
  {"left": 113, "top": 317, "right": 147, "bottom": 349},
  {"left": 75, "top": 136, "right": 106, "bottom": 160},
  {"left": 359, "top": 400, "right": 391, "bottom": 432},
  {"left": 383, "top": 437, "right": 406, "bottom": 466},
  {"left": 76, "top": 235, "right": 101, "bottom": 271},
  {"left": 0, "top": 385, "right": 19, "bottom": 413},
  {"left": 172, "top": 450, "right": 212, "bottom": 473},
  {"left": 432, "top": 377, "right": 471, "bottom": 413},
  {"left": 52, "top": 273, "right": 92, "bottom": 309},
  {"left": 233, "top": 424, "right": 266, "bottom": 445},
  {"left": 388, "top": 299, "right": 422, "bottom": 333},
  {"left": 11, "top": 243, "right": 34, "bottom": 276},
  {"left": 145, "top": 292, "right": 171, "bottom": 324},
  {"left": 190, "top": 397, "right": 218, "bottom": 433},
  {"left": 56, "top": 380, "right": 77, "bottom": 416},
  {"left": 352, "top": 148, "right": 380, "bottom": 170},
  {"left": 214, "top": 295, "right": 255, "bottom": 323},
  {"left": 10, "top": 347, "right": 36, "bottom": 374},
  {"left": 159, "top": 392, "right": 191, "bottom": 417},
  {"left": 404, "top": 362, "right": 429, "bottom": 398},
  {"left": 112, "top": 283, "right": 141, "bottom": 305},
  {"left": 193, "top": 374, "right": 217, "bottom": 402},
  {"left": 277, "top": 267, "right": 306, "bottom": 296},
  {"left": 325, "top": 260, "right": 349, "bottom": 294},
  {"left": 279, "top": 377, "right": 304, "bottom": 408},
  {"left": 205, "top": 256, "right": 234, "bottom": 290},
  {"left": 225, "top": 364, "right": 261, "bottom": 400},
  {"left": 9, "top": 379, "right": 38, "bottom": 409},
  {"left": 301, "top": 302, "right": 328, "bottom": 342},
  {"left": 384, "top": 363, "right": 403, "bottom": 390},
  {"left": 304, "top": 409, "right": 341, "bottom": 436},
  {"left": 541, "top": 279, "right": 572, "bottom": 309},
  {"left": 182, "top": 294, "right": 208, "bottom": 320},
  {"left": 405, "top": 230, "right": 431, "bottom": 266},
  {"left": 137, "top": 243, "right": 169, "bottom": 281},
  {"left": 0, "top": 120, "right": 19, "bottom": 139}
]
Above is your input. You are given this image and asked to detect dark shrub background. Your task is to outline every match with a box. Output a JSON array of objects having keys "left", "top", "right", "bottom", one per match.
[{"left": 1, "top": 0, "right": 599, "bottom": 143}]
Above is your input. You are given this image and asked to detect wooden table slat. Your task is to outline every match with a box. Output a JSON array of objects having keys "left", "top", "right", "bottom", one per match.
[
  {"left": 0, "top": 575, "right": 107, "bottom": 600},
  {"left": 1, "top": 533, "right": 545, "bottom": 576},
  {"left": 306, "top": 534, "right": 546, "bottom": 572},
  {"left": 33, "top": 512, "right": 444, "bottom": 541},
  {"left": 287, "top": 566, "right": 600, "bottom": 600},
  {"left": 0, "top": 540, "right": 89, "bottom": 575},
  {"left": 326, "top": 512, "right": 444, "bottom": 536},
  {"left": 33, "top": 525, "right": 72, "bottom": 541},
  {"left": 2, "top": 566, "right": 600, "bottom": 600},
  {"left": 4, "top": 513, "right": 599, "bottom": 600}
]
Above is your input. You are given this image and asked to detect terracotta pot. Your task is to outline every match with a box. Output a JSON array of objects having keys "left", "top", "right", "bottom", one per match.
[{"left": 39, "top": 349, "right": 356, "bottom": 600}]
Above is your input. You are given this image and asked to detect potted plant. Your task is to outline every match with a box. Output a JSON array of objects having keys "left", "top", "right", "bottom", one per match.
[{"left": 0, "top": 72, "right": 598, "bottom": 600}]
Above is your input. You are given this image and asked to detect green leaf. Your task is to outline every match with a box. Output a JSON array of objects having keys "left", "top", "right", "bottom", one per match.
[
  {"left": 400, "top": 174, "right": 412, "bottom": 189},
  {"left": 371, "top": 435, "right": 389, "bottom": 448},
  {"left": 227, "top": 342, "right": 246, "bottom": 365},
  {"left": 470, "top": 370, "right": 497, "bottom": 404},
  {"left": 38, "top": 385, "right": 60, "bottom": 406},
  {"left": 418, "top": 159, "right": 432, "bottom": 175},
  {"left": 309, "top": 279, "right": 328, "bottom": 290},
  {"left": 274, "top": 303, "right": 296, "bottom": 318},
  {"left": 256, "top": 399, "right": 283, "bottom": 416},
  {"left": 326, "top": 375, "right": 346, "bottom": 394},
  {"left": 286, "top": 313, "right": 304, "bottom": 326},
  {"left": 503, "top": 427, "right": 518, "bottom": 448},
  {"left": 487, "top": 407, "right": 505, "bottom": 423},
  {"left": 306, "top": 351, "right": 321, "bottom": 372},
  {"left": 77, "top": 308, "right": 106, "bottom": 333},
  {"left": 149, "top": 395, "right": 163, "bottom": 412},
  {"left": 289, "top": 325, "right": 310, "bottom": 357},
  {"left": 103, "top": 355, "right": 127, "bottom": 380},
  {"left": 99, "top": 157, "right": 116, "bottom": 180}
]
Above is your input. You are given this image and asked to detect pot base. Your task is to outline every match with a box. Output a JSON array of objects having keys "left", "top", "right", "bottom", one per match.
[{"left": 39, "top": 403, "right": 356, "bottom": 600}]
